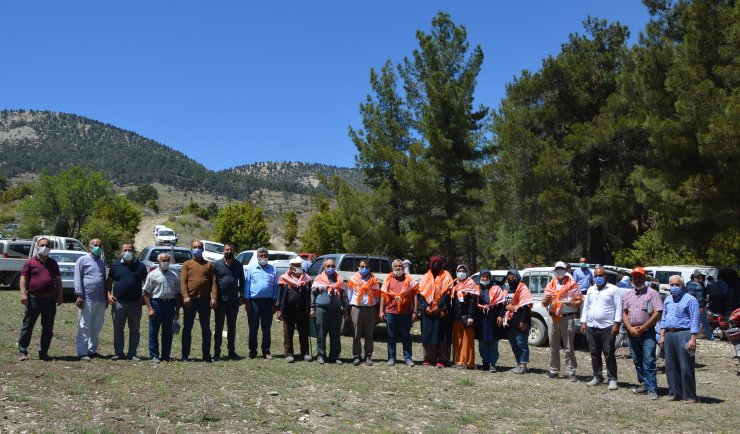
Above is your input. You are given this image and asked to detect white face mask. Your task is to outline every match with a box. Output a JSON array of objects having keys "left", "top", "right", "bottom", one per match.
[
  {"left": 122, "top": 251, "right": 134, "bottom": 262},
  {"left": 292, "top": 266, "right": 303, "bottom": 276},
  {"left": 456, "top": 271, "right": 467, "bottom": 280},
  {"left": 159, "top": 262, "right": 170, "bottom": 271},
  {"left": 393, "top": 269, "right": 404, "bottom": 278},
  {"left": 38, "top": 246, "right": 50, "bottom": 256},
  {"left": 555, "top": 270, "right": 566, "bottom": 278},
  {"left": 258, "top": 258, "right": 268, "bottom": 267}
]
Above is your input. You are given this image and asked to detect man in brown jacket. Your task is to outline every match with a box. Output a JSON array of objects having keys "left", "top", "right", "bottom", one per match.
[{"left": 180, "top": 240, "right": 218, "bottom": 362}]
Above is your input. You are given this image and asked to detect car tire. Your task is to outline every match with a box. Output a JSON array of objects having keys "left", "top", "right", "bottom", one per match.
[{"left": 529, "top": 316, "right": 548, "bottom": 347}]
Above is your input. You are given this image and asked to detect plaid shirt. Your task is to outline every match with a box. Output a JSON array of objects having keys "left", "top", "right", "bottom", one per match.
[
  {"left": 662, "top": 292, "right": 700, "bottom": 334},
  {"left": 685, "top": 281, "right": 705, "bottom": 308},
  {"left": 622, "top": 285, "right": 663, "bottom": 327}
]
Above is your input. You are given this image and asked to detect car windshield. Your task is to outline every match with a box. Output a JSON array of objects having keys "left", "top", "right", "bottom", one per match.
[
  {"left": 49, "top": 252, "right": 85, "bottom": 263},
  {"left": 158, "top": 230, "right": 175, "bottom": 237},
  {"left": 148, "top": 249, "right": 192, "bottom": 264},
  {"left": 270, "top": 253, "right": 296, "bottom": 261},
  {"left": 204, "top": 243, "right": 224, "bottom": 254},
  {"left": 236, "top": 252, "right": 253, "bottom": 264},
  {"left": 64, "top": 239, "right": 86, "bottom": 252}
]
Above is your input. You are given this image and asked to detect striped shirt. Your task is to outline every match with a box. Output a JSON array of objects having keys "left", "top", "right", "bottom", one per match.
[
  {"left": 662, "top": 292, "right": 700, "bottom": 333},
  {"left": 685, "top": 281, "right": 705, "bottom": 308},
  {"left": 622, "top": 285, "right": 663, "bottom": 326}
]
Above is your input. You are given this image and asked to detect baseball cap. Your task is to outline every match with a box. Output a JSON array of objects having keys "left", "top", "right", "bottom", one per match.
[
  {"left": 289, "top": 257, "right": 303, "bottom": 265},
  {"left": 631, "top": 267, "right": 645, "bottom": 276},
  {"left": 554, "top": 261, "right": 567, "bottom": 269}
]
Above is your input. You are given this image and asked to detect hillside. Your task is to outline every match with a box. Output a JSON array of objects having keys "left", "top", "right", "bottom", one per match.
[{"left": 0, "top": 110, "right": 363, "bottom": 200}]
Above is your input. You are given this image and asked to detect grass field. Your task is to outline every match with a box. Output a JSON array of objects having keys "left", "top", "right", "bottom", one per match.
[{"left": 1, "top": 289, "right": 738, "bottom": 433}]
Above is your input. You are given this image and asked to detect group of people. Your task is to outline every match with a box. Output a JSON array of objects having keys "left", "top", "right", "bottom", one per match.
[{"left": 17, "top": 238, "right": 702, "bottom": 402}]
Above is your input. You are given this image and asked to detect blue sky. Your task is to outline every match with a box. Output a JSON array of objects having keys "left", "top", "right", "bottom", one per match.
[{"left": 1, "top": 1, "right": 651, "bottom": 170}]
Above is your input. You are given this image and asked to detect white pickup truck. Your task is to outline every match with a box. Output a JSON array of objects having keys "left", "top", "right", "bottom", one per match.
[
  {"left": 153, "top": 226, "right": 179, "bottom": 246},
  {"left": 0, "top": 236, "right": 86, "bottom": 289}
]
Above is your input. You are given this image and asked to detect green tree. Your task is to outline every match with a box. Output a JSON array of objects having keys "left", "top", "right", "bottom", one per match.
[
  {"left": 126, "top": 184, "right": 159, "bottom": 204},
  {"left": 213, "top": 202, "right": 271, "bottom": 250},
  {"left": 284, "top": 211, "right": 298, "bottom": 248},
  {"left": 80, "top": 195, "right": 140, "bottom": 262},
  {"left": 0, "top": 175, "right": 8, "bottom": 192},
  {"left": 299, "top": 195, "right": 344, "bottom": 254}
]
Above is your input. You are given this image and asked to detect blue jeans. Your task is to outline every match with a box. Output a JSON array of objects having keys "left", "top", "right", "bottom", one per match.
[
  {"left": 478, "top": 339, "right": 499, "bottom": 366},
  {"left": 248, "top": 298, "right": 274, "bottom": 355},
  {"left": 664, "top": 330, "right": 697, "bottom": 401},
  {"left": 182, "top": 298, "right": 211, "bottom": 360},
  {"left": 386, "top": 313, "right": 412, "bottom": 361},
  {"left": 508, "top": 327, "right": 530, "bottom": 364},
  {"left": 149, "top": 298, "right": 175, "bottom": 360},
  {"left": 699, "top": 309, "right": 713, "bottom": 340},
  {"left": 628, "top": 330, "right": 658, "bottom": 392}
]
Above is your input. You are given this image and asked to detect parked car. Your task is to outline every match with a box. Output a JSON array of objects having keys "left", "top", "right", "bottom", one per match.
[
  {"left": 299, "top": 252, "right": 317, "bottom": 263},
  {"left": 0, "top": 238, "right": 32, "bottom": 288},
  {"left": 137, "top": 246, "right": 192, "bottom": 275},
  {"left": 153, "top": 227, "right": 179, "bottom": 246},
  {"left": 307, "top": 254, "right": 393, "bottom": 280},
  {"left": 47, "top": 250, "right": 87, "bottom": 297},
  {"left": 644, "top": 265, "right": 719, "bottom": 290},
  {"left": 237, "top": 249, "right": 302, "bottom": 277},
  {"left": 200, "top": 240, "right": 224, "bottom": 262},
  {"left": 30, "top": 235, "right": 86, "bottom": 257}
]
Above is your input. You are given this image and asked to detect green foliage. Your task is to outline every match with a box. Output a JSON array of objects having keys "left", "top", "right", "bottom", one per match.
[
  {"left": 0, "top": 182, "right": 33, "bottom": 204},
  {"left": 299, "top": 196, "right": 344, "bottom": 254},
  {"left": 181, "top": 199, "right": 210, "bottom": 220},
  {"left": 706, "top": 228, "right": 740, "bottom": 267},
  {"left": 613, "top": 230, "right": 701, "bottom": 268},
  {"left": 79, "top": 195, "right": 140, "bottom": 262},
  {"left": 126, "top": 184, "right": 159, "bottom": 204},
  {"left": 284, "top": 211, "right": 298, "bottom": 248},
  {"left": 213, "top": 202, "right": 270, "bottom": 250},
  {"left": 146, "top": 199, "right": 160, "bottom": 213},
  {"left": 20, "top": 166, "right": 113, "bottom": 238},
  {"left": 0, "top": 175, "right": 7, "bottom": 192}
]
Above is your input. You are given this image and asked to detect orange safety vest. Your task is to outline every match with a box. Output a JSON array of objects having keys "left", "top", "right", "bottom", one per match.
[{"left": 347, "top": 272, "right": 380, "bottom": 306}]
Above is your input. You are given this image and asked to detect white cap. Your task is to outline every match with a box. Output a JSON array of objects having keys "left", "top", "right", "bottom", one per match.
[
  {"left": 554, "top": 261, "right": 567, "bottom": 269},
  {"left": 289, "top": 257, "right": 303, "bottom": 265}
]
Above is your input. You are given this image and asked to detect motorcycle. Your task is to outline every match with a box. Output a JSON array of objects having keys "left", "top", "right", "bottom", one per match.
[
  {"left": 722, "top": 308, "right": 740, "bottom": 362},
  {"left": 707, "top": 308, "right": 731, "bottom": 340}
]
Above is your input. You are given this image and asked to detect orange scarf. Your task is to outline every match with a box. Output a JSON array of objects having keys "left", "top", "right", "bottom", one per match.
[
  {"left": 417, "top": 270, "right": 453, "bottom": 308},
  {"left": 505, "top": 282, "right": 534, "bottom": 322},
  {"left": 347, "top": 272, "right": 380, "bottom": 306},
  {"left": 312, "top": 272, "right": 345, "bottom": 296},
  {"left": 381, "top": 274, "right": 417, "bottom": 313},
  {"left": 278, "top": 271, "right": 311, "bottom": 287},
  {"left": 452, "top": 277, "right": 479, "bottom": 302},
  {"left": 544, "top": 275, "right": 581, "bottom": 321},
  {"left": 477, "top": 285, "right": 507, "bottom": 313}
]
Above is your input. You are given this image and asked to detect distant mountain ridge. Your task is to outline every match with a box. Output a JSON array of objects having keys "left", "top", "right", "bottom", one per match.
[{"left": 0, "top": 110, "right": 363, "bottom": 199}]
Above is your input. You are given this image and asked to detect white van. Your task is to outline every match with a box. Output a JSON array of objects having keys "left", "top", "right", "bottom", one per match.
[{"left": 644, "top": 265, "right": 718, "bottom": 290}]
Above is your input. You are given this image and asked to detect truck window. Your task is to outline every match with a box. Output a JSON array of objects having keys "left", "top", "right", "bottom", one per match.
[
  {"left": 379, "top": 258, "right": 392, "bottom": 273},
  {"left": 307, "top": 258, "right": 325, "bottom": 277},
  {"left": 339, "top": 256, "right": 356, "bottom": 272}
]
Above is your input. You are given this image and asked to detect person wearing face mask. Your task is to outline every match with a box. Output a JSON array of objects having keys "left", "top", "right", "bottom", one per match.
[
  {"left": 180, "top": 240, "right": 218, "bottom": 362},
  {"left": 312, "top": 259, "right": 346, "bottom": 364},
  {"left": 543, "top": 261, "right": 583, "bottom": 381},
  {"left": 380, "top": 259, "right": 419, "bottom": 366},
  {"left": 416, "top": 256, "right": 453, "bottom": 367},
  {"left": 106, "top": 243, "right": 148, "bottom": 361},
  {"left": 346, "top": 259, "right": 380, "bottom": 366},
  {"left": 660, "top": 275, "right": 700, "bottom": 403},
  {"left": 622, "top": 267, "right": 664, "bottom": 400},
  {"left": 475, "top": 269, "right": 507, "bottom": 372},
  {"left": 572, "top": 257, "right": 594, "bottom": 295},
  {"left": 74, "top": 238, "right": 107, "bottom": 361},
  {"left": 143, "top": 253, "right": 180, "bottom": 362},
  {"left": 451, "top": 264, "right": 479, "bottom": 369},
  {"left": 243, "top": 246, "right": 279, "bottom": 360},
  {"left": 17, "top": 238, "right": 63, "bottom": 361},
  {"left": 503, "top": 269, "right": 533, "bottom": 374},
  {"left": 278, "top": 256, "right": 312, "bottom": 363},
  {"left": 212, "top": 243, "right": 246, "bottom": 360},
  {"left": 580, "top": 266, "right": 622, "bottom": 390}
]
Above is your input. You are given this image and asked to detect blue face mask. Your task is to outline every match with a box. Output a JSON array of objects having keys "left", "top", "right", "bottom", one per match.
[
  {"left": 325, "top": 267, "right": 335, "bottom": 276},
  {"left": 669, "top": 285, "right": 683, "bottom": 297},
  {"left": 192, "top": 248, "right": 203, "bottom": 258},
  {"left": 594, "top": 276, "right": 606, "bottom": 287},
  {"left": 359, "top": 267, "right": 369, "bottom": 276}
]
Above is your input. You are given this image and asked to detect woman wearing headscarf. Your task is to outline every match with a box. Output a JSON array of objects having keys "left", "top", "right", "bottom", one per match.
[
  {"left": 502, "top": 269, "right": 533, "bottom": 374},
  {"left": 416, "top": 256, "right": 453, "bottom": 367},
  {"left": 451, "top": 264, "right": 479, "bottom": 369},
  {"left": 311, "top": 258, "right": 346, "bottom": 364},
  {"left": 475, "top": 269, "right": 507, "bottom": 372}
]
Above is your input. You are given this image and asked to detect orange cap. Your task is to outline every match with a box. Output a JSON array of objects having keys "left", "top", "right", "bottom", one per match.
[{"left": 631, "top": 267, "right": 645, "bottom": 276}]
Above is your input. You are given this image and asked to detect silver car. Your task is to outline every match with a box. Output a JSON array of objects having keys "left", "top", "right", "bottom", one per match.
[
  {"left": 137, "top": 246, "right": 192, "bottom": 275},
  {"left": 47, "top": 250, "right": 87, "bottom": 296}
]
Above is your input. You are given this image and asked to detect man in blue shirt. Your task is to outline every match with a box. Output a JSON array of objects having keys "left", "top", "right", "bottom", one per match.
[
  {"left": 660, "top": 275, "right": 700, "bottom": 403},
  {"left": 74, "top": 238, "right": 107, "bottom": 361},
  {"left": 242, "top": 247, "right": 278, "bottom": 359},
  {"left": 106, "top": 243, "right": 148, "bottom": 361},
  {"left": 572, "top": 257, "right": 594, "bottom": 295},
  {"left": 685, "top": 270, "right": 713, "bottom": 340}
]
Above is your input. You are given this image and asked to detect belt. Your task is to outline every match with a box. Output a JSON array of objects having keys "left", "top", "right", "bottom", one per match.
[
  {"left": 352, "top": 305, "right": 376, "bottom": 309},
  {"left": 154, "top": 297, "right": 176, "bottom": 301},
  {"left": 664, "top": 328, "right": 690, "bottom": 333},
  {"left": 30, "top": 293, "right": 54, "bottom": 298},
  {"left": 553, "top": 312, "right": 576, "bottom": 317}
]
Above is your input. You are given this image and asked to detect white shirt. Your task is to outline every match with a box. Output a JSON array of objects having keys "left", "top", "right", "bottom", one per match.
[
  {"left": 580, "top": 282, "right": 622, "bottom": 329},
  {"left": 143, "top": 267, "right": 180, "bottom": 300}
]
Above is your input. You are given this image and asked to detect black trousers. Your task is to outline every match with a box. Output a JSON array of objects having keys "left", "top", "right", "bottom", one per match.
[
  {"left": 214, "top": 299, "right": 239, "bottom": 356},
  {"left": 18, "top": 295, "right": 57, "bottom": 356},
  {"left": 586, "top": 326, "right": 618, "bottom": 380}
]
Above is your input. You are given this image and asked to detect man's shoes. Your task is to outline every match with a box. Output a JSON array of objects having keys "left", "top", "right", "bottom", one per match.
[
  {"left": 481, "top": 363, "right": 490, "bottom": 371},
  {"left": 129, "top": 355, "right": 141, "bottom": 362},
  {"left": 513, "top": 365, "right": 527, "bottom": 374},
  {"left": 353, "top": 357, "right": 361, "bottom": 366},
  {"left": 633, "top": 383, "right": 648, "bottom": 394},
  {"left": 18, "top": 352, "right": 29, "bottom": 362},
  {"left": 387, "top": 359, "right": 395, "bottom": 366},
  {"left": 365, "top": 356, "right": 373, "bottom": 366},
  {"left": 423, "top": 361, "right": 432, "bottom": 366},
  {"left": 286, "top": 355, "right": 295, "bottom": 363},
  {"left": 683, "top": 399, "right": 697, "bottom": 404},
  {"left": 79, "top": 355, "right": 91, "bottom": 362},
  {"left": 436, "top": 362, "right": 445, "bottom": 369},
  {"left": 666, "top": 395, "right": 682, "bottom": 401},
  {"left": 317, "top": 355, "right": 325, "bottom": 365},
  {"left": 111, "top": 355, "right": 124, "bottom": 361},
  {"left": 303, "top": 354, "right": 313, "bottom": 362},
  {"left": 568, "top": 374, "right": 577, "bottom": 382},
  {"left": 38, "top": 353, "right": 51, "bottom": 361},
  {"left": 228, "top": 352, "right": 241, "bottom": 360},
  {"left": 204, "top": 357, "right": 213, "bottom": 363},
  {"left": 489, "top": 365, "right": 497, "bottom": 373},
  {"left": 547, "top": 371, "right": 558, "bottom": 379},
  {"left": 151, "top": 357, "right": 160, "bottom": 363},
  {"left": 587, "top": 377, "right": 603, "bottom": 387},
  {"left": 648, "top": 391, "right": 659, "bottom": 400},
  {"left": 608, "top": 380, "right": 619, "bottom": 390},
  {"left": 248, "top": 351, "right": 257, "bottom": 359},
  {"left": 333, "top": 359, "right": 343, "bottom": 365},
  {"left": 263, "top": 353, "right": 273, "bottom": 360},
  {"left": 179, "top": 357, "right": 190, "bottom": 362},
  {"left": 88, "top": 352, "right": 102, "bottom": 359},
  {"left": 404, "top": 358, "right": 414, "bottom": 367}
]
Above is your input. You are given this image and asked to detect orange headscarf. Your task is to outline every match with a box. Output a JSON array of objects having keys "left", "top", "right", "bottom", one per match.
[
  {"left": 452, "top": 277, "right": 479, "bottom": 302},
  {"left": 478, "top": 284, "right": 507, "bottom": 313},
  {"left": 544, "top": 275, "right": 581, "bottom": 321},
  {"left": 278, "top": 270, "right": 311, "bottom": 287},
  {"left": 417, "top": 269, "right": 453, "bottom": 308},
  {"left": 504, "top": 282, "right": 534, "bottom": 323},
  {"left": 312, "top": 271, "right": 345, "bottom": 296},
  {"left": 347, "top": 272, "right": 380, "bottom": 306}
]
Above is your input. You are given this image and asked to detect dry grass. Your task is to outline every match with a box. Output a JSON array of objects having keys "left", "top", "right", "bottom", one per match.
[{"left": 1, "top": 288, "right": 738, "bottom": 433}]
